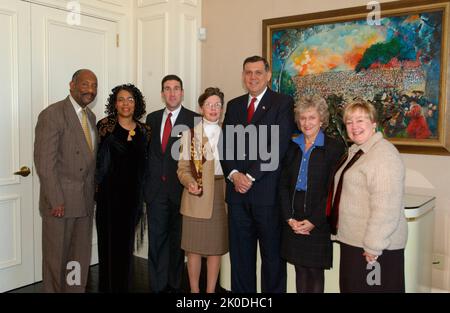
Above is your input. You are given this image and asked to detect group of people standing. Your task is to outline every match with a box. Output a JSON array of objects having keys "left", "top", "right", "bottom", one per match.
[{"left": 34, "top": 55, "right": 407, "bottom": 294}]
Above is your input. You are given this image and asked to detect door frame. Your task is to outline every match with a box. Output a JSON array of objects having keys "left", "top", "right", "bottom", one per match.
[{"left": 29, "top": 0, "right": 132, "bottom": 284}]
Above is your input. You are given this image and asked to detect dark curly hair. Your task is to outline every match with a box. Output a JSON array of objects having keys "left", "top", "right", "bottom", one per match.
[{"left": 105, "top": 83, "right": 146, "bottom": 120}]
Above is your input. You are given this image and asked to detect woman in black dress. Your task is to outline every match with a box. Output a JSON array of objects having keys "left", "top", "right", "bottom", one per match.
[
  {"left": 95, "top": 84, "right": 150, "bottom": 292},
  {"left": 279, "top": 95, "right": 345, "bottom": 293}
]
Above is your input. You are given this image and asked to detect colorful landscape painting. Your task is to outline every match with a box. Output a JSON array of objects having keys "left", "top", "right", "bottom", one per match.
[{"left": 271, "top": 11, "right": 443, "bottom": 140}]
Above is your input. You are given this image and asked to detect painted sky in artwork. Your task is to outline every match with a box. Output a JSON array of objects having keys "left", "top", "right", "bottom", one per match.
[
  {"left": 288, "top": 24, "right": 385, "bottom": 76},
  {"left": 272, "top": 12, "right": 442, "bottom": 91},
  {"left": 271, "top": 11, "right": 443, "bottom": 139}
]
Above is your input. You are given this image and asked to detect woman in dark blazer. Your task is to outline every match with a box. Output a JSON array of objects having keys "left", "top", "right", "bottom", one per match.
[{"left": 279, "top": 95, "right": 345, "bottom": 293}]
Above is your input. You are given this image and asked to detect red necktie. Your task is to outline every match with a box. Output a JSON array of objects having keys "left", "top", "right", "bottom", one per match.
[
  {"left": 326, "top": 149, "right": 364, "bottom": 235},
  {"left": 247, "top": 97, "right": 257, "bottom": 123},
  {"left": 161, "top": 112, "right": 172, "bottom": 154}
]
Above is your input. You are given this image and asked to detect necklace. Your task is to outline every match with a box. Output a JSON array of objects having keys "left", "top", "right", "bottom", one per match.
[{"left": 129, "top": 129, "right": 136, "bottom": 137}]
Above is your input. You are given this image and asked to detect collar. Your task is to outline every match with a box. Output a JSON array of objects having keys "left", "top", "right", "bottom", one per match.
[
  {"left": 202, "top": 117, "right": 219, "bottom": 126},
  {"left": 164, "top": 105, "right": 182, "bottom": 119},
  {"left": 349, "top": 131, "right": 383, "bottom": 154},
  {"left": 292, "top": 129, "right": 325, "bottom": 148},
  {"left": 69, "top": 95, "right": 86, "bottom": 114},
  {"left": 248, "top": 87, "right": 268, "bottom": 103}
]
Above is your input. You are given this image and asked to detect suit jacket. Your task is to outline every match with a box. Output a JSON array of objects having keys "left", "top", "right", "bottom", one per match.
[
  {"left": 34, "top": 96, "right": 98, "bottom": 218},
  {"left": 220, "top": 88, "right": 295, "bottom": 206},
  {"left": 177, "top": 121, "right": 226, "bottom": 219},
  {"left": 144, "top": 106, "right": 200, "bottom": 205}
]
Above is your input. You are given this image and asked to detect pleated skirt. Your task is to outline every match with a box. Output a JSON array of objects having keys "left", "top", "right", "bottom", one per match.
[{"left": 181, "top": 177, "right": 229, "bottom": 256}]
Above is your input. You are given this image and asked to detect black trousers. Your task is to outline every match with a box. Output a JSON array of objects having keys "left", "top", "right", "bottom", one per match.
[
  {"left": 339, "top": 242, "right": 405, "bottom": 293},
  {"left": 147, "top": 189, "right": 184, "bottom": 293}
]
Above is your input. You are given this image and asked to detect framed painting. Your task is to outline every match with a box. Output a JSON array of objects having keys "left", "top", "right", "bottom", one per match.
[{"left": 263, "top": 0, "right": 450, "bottom": 154}]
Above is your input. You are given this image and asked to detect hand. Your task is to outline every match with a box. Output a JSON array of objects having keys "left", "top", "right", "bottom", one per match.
[
  {"left": 297, "top": 219, "right": 315, "bottom": 235},
  {"left": 51, "top": 205, "right": 65, "bottom": 218},
  {"left": 232, "top": 172, "right": 252, "bottom": 194},
  {"left": 287, "top": 218, "right": 300, "bottom": 231},
  {"left": 288, "top": 219, "right": 314, "bottom": 235},
  {"left": 187, "top": 182, "right": 202, "bottom": 195},
  {"left": 363, "top": 251, "right": 379, "bottom": 264}
]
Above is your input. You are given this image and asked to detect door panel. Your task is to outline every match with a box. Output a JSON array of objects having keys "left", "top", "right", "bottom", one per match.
[
  {"left": 31, "top": 3, "right": 118, "bottom": 282},
  {"left": 0, "top": 0, "right": 34, "bottom": 293}
]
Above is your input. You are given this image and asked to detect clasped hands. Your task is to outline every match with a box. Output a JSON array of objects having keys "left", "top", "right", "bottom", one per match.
[
  {"left": 288, "top": 218, "right": 314, "bottom": 235},
  {"left": 231, "top": 172, "right": 253, "bottom": 194},
  {"left": 187, "top": 181, "right": 202, "bottom": 195}
]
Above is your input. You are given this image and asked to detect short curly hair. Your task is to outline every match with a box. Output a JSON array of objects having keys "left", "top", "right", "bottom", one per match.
[
  {"left": 294, "top": 95, "right": 329, "bottom": 128},
  {"left": 105, "top": 84, "right": 146, "bottom": 120}
]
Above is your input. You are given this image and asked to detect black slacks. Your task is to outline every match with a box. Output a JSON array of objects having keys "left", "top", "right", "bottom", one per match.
[
  {"left": 147, "top": 188, "right": 184, "bottom": 292},
  {"left": 339, "top": 242, "right": 405, "bottom": 293}
]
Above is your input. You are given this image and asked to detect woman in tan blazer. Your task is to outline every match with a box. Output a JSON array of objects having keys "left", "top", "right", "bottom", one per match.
[{"left": 177, "top": 87, "right": 228, "bottom": 293}]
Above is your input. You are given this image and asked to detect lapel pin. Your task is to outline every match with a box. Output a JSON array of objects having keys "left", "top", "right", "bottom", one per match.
[{"left": 262, "top": 106, "right": 266, "bottom": 110}]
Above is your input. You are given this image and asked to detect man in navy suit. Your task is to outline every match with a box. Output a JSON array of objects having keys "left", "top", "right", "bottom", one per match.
[
  {"left": 144, "top": 75, "right": 200, "bottom": 293},
  {"left": 221, "top": 56, "right": 295, "bottom": 293}
]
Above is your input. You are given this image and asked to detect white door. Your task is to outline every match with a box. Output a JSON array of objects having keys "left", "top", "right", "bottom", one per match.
[
  {"left": 31, "top": 3, "right": 118, "bottom": 282},
  {"left": 0, "top": 0, "right": 34, "bottom": 293}
]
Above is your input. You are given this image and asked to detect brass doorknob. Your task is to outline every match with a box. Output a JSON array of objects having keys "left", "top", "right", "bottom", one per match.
[{"left": 14, "top": 166, "right": 31, "bottom": 177}]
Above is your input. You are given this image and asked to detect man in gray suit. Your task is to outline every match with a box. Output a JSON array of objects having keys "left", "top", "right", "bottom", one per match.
[{"left": 34, "top": 69, "right": 98, "bottom": 292}]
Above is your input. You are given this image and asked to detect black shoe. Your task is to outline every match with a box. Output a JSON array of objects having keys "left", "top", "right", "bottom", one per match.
[{"left": 216, "top": 285, "right": 231, "bottom": 293}]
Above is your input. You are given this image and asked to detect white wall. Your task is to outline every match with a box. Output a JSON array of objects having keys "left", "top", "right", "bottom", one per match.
[
  {"left": 134, "top": 0, "right": 202, "bottom": 115},
  {"left": 202, "top": 0, "right": 450, "bottom": 291}
]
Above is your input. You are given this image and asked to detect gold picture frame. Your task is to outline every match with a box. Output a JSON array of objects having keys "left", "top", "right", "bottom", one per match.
[{"left": 263, "top": 0, "right": 450, "bottom": 155}]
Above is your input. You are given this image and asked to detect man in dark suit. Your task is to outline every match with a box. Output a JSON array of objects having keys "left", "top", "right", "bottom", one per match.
[
  {"left": 221, "top": 56, "right": 295, "bottom": 293},
  {"left": 34, "top": 69, "right": 98, "bottom": 292},
  {"left": 144, "top": 74, "right": 200, "bottom": 293}
]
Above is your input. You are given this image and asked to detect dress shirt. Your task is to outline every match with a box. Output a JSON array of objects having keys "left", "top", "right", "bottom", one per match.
[{"left": 293, "top": 130, "right": 325, "bottom": 191}]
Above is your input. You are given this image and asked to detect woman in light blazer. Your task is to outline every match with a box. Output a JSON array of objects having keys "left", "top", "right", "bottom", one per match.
[{"left": 177, "top": 87, "right": 228, "bottom": 293}]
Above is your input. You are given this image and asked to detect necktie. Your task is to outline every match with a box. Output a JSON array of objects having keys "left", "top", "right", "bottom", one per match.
[
  {"left": 81, "top": 109, "right": 93, "bottom": 152},
  {"left": 247, "top": 97, "right": 257, "bottom": 123},
  {"left": 161, "top": 112, "right": 172, "bottom": 153},
  {"left": 326, "top": 149, "right": 364, "bottom": 235}
]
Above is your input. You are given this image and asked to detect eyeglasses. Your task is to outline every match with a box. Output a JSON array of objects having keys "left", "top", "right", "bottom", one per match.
[
  {"left": 117, "top": 97, "right": 135, "bottom": 103},
  {"left": 203, "top": 102, "right": 222, "bottom": 109}
]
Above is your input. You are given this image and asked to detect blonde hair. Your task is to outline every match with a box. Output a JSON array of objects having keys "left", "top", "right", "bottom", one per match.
[
  {"left": 294, "top": 95, "right": 329, "bottom": 128},
  {"left": 343, "top": 99, "right": 377, "bottom": 123}
]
